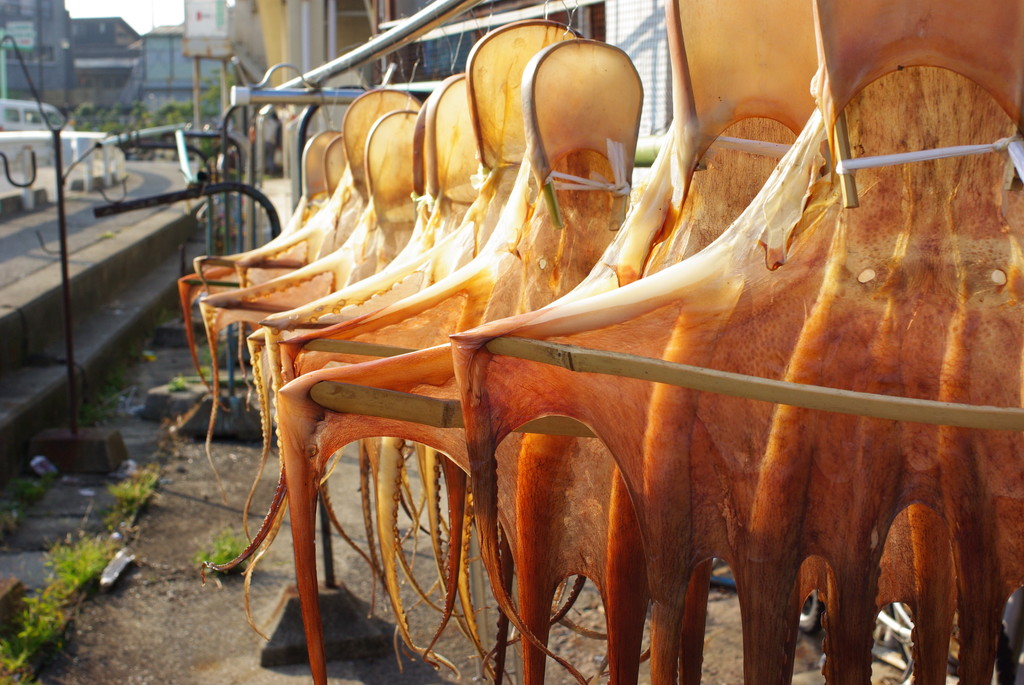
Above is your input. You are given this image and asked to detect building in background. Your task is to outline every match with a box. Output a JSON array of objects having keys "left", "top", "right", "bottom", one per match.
[
  {"left": 68, "top": 17, "right": 139, "bottom": 108},
  {"left": 0, "top": 0, "right": 75, "bottom": 108},
  {"left": 254, "top": 0, "right": 372, "bottom": 88},
  {"left": 120, "top": 24, "right": 220, "bottom": 111}
]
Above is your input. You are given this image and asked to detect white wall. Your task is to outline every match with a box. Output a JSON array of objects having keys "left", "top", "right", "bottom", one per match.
[{"left": 606, "top": 0, "right": 672, "bottom": 136}]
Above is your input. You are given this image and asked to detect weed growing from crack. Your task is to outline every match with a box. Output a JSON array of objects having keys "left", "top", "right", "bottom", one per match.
[
  {"left": 0, "top": 466, "right": 161, "bottom": 682},
  {"left": 193, "top": 527, "right": 248, "bottom": 575},
  {"left": 104, "top": 463, "right": 160, "bottom": 531}
]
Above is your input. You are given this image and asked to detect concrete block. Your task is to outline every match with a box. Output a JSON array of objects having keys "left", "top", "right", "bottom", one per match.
[
  {"left": 150, "top": 321, "right": 203, "bottom": 349},
  {"left": 141, "top": 383, "right": 205, "bottom": 422},
  {"left": 174, "top": 395, "right": 263, "bottom": 442},
  {"left": 260, "top": 584, "right": 389, "bottom": 668},
  {"left": 29, "top": 427, "right": 127, "bottom": 473}
]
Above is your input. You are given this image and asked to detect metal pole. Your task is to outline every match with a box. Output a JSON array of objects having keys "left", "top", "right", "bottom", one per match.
[
  {"left": 300, "top": 0, "right": 312, "bottom": 73},
  {"left": 219, "top": 59, "right": 229, "bottom": 113},
  {"left": 275, "top": 0, "right": 483, "bottom": 89},
  {"left": 292, "top": 104, "right": 320, "bottom": 211},
  {"left": 327, "top": 0, "right": 337, "bottom": 58},
  {"left": 248, "top": 106, "right": 260, "bottom": 247},
  {"left": 35, "top": 0, "right": 42, "bottom": 94},
  {"left": 53, "top": 128, "right": 77, "bottom": 434},
  {"left": 0, "top": 31, "right": 6, "bottom": 100},
  {"left": 93, "top": 181, "right": 282, "bottom": 238},
  {"left": 192, "top": 57, "right": 201, "bottom": 128},
  {"left": 231, "top": 86, "right": 362, "bottom": 107},
  {"left": 318, "top": 490, "right": 337, "bottom": 588}
]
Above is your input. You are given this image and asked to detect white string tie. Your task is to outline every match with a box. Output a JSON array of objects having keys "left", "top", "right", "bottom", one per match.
[
  {"left": 545, "top": 138, "right": 631, "bottom": 196},
  {"left": 836, "top": 135, "right": 1024, "bottom": 179},
  {"left": 411, "top": 191, "right": 435, "bottom": 210},
  {"left": 712, "top": 136, "right": 792, "bottom": 158},
  {"left": 470, "top": 164, "right": 490, "bottom": 191}
]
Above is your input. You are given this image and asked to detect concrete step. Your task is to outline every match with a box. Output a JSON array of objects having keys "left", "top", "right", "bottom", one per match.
[
  {"left": 0, "top": 207, "right": 196, "bottom": 378},
  {"left": 0, "top": 224, "right": 200, "bottom": 483},
  {"left": 0, "top": 169, "right": 293, "bottom": 486}
]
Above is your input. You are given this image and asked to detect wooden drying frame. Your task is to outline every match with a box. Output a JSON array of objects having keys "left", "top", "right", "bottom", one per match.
[{"left": 309, "top": 336, "right": 1024, "bottom": 434}]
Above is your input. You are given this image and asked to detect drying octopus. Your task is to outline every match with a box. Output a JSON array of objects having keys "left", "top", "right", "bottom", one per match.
[
  {"left": 267, "top": 27, "right": 641, "bottom": 683},
  {"left": 176, "top": 126, "right": 360, "bottom": 387},
  {"left": 447, "top": 3, "right": 1024, "bottom": 685},
  {"left": 214, "top": 75, "right": 487, "bottom": 640},
  {"left": 186, "top": 89, "right": 419, "bottom": 409},
  {"left": 260, "top": 3, "right": 1024, "bottom": 685},
  {"left": 267, "top": 3, "right": 824, "bottom": 680},
  {"left": 205, "top": 23, "right": 559, "bottom": 657}
]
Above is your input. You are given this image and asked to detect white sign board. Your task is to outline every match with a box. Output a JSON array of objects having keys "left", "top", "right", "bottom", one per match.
[
  {"left": 5, "top": 21, "right": 35, "bottom": 50},
  {"left": 183, "top": 0, "right": 232, "bottom": 58}
]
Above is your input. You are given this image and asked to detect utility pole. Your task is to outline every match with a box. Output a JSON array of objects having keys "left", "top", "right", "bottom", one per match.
[
  {"left": 0, "top": 29, "right": 7, "bottom": 100},
  {"left": 192, "top": 57, "right": 201, "bottom": 127},
  {"left": 35, "top": 0, "right": 42, "bottom": 96}
]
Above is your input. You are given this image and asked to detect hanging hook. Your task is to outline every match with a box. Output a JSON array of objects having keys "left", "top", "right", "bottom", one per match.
[
  {"left": 251, "top": 63, "right": 319, "bottom": 90},
  {"left": 380, "top": 62, "right": 398, "bottom": 86},
  {"left": 0, "top": 148, "right": 37, "bottom": 188}
]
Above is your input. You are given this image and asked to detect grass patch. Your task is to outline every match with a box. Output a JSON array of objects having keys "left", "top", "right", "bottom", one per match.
[
  {"left": 0, "top": 466, "right": 162, "bottom": 681},
  {"left": 0, "top": 475, "right": 57, "bottom": 544},
  {"left": 104, "top": 463, "right": 160, "bottom": 530},
  {"left": 48, "top": 537, "right": 117, "bottom": 595},
  {"left": 193, "top": 528, "right": 247, "bottom": 575},
  {"left": 167, "top": 375, "right": 188, "bottom": 392},
  {"left": 9, "top": 476, "right": 54, "bottom": 509},
  {"left": 77, "top": 367, "right": 129, "bottom": 427},
  {"left": 0, "top": 535, "right": 117, "bottom": 681}
]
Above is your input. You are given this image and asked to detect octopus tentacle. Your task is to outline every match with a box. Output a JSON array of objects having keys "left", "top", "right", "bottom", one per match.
[
  {"left": 242, "top": 331, "right": 274, "bottom": 540},
  {"left": 202, "top": 468, "right": 288, "bottom": 576},
  {"left": 318, "top": 479, "right": 381, "bottom": 583},
  {"left": 373, "top": 436, "right": 459, "bottom": 672}
]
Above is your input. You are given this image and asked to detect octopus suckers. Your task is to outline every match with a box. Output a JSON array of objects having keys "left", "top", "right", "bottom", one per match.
[
  {"left": 857, "top": 268, "right": 876, "bottom": 283},
  {"left": 991, "top": 269, "right": 1007, "bottom": 285}
]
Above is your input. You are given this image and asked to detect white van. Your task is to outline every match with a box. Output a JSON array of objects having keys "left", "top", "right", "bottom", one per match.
[{"left": 0, "top": 99, "right": 69, "bottom": 132}]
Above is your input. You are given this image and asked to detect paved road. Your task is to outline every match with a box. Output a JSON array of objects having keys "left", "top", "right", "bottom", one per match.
[
  {"left": 0, "top": 162, "right": 188, "bottom": 290},
  {"left": 0, "top": 162, "right": 293, "bottom": 291}
]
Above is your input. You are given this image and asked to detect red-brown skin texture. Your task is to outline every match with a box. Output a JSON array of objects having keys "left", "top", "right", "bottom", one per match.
[
  {"left": 276, "top": 147, "right": 631, "bottom": 684},
  {"left": 453, "top": 68, "right": 1024, "bottom": 685},
  {"left": 271, "top": 120, "right": 811, "bottom": 685},
  {"left": 272, "top": 120, "right": 808, "bottom": 682}
]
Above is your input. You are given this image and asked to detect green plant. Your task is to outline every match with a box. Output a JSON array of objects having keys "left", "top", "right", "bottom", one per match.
[
  {"left": 9, "top": 474, "right": 54, "bottom": 509},
  {"left": 0, "top": 535, "right": 116, "bottom": 680},
  {"left": 0, "top": 474, "right": 56, "bottom": 544},
  {"left": 77, "top": 366, "right": 130, "bottom": 427},
  {"left": 167, "top": 375, "right": 188, "bottom": 392},
  {"left": 0, "top": 462, "right": 161, "bottom": 679},
  {"left": 194, "top": 528, "right": 248, "bottom": 574},
  {"left": 0, "top": 508, "right": 18, "bottom": 542},
  {"left": 47, "top": 536, "right": 116, "bottom": 597},
  {"left": 104, "top": 464, "right": 160, "bottom": 530},
  {"left": 0, "top": 589, "right": 64, "bottom": 678}
]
